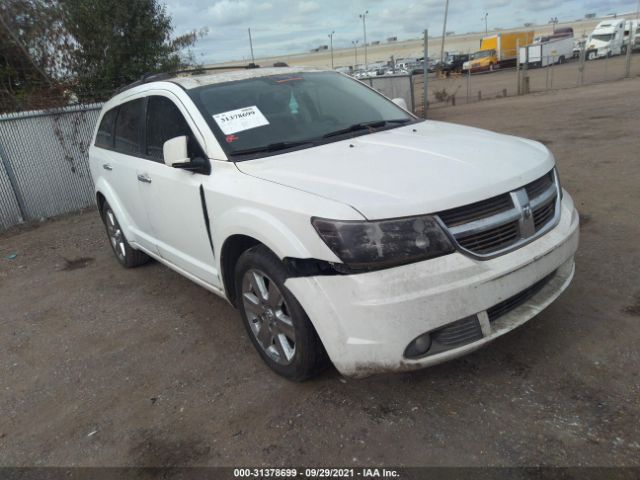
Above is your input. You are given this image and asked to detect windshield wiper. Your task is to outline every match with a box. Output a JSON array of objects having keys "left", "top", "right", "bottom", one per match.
[
  {"left": 322, "top": 119, "right": 413, "bottom": 139},
  {"left": 229, "top": 140, "right": 314, "bottom": 156}
]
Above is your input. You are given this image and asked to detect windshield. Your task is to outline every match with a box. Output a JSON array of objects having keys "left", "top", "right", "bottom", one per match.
[
  {"left": 189, "top": 71, "right": 414, "bottom": 159},
  {"left": 471, "top": 50, "right": 494, "bottom": 59},
  {"left": 591, "top": 33, "right": 613, "bottom": 42}
]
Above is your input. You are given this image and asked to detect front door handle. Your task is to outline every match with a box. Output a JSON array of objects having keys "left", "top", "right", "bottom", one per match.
[
  {"left": 103, "top": 163, "right": 113, "bottom": 171},
  {"left": 137, "top": 174, "right": 152, "bottom": 184}
]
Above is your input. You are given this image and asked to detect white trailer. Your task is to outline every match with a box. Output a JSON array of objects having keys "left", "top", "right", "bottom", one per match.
[{"left": 519, "top": 36, "right": 574, "bottom": 67}]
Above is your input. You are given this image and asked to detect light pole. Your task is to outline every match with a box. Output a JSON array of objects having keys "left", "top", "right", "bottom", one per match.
[
  {"left": 248, "top": 28, "right": 255, "bottom": 64},
  {"left": 352, "top": 40, "right": 359, "bottom": 68},
  {"left": 440, "top": 0, "right": 449, "bottom": 63},
  {"left": 483, "top": 12, "right": 488, "bottom": 35},
  {"left": 549, "top": 17, "right": 558, "bottom": 33},
  {"left": 328, "top": 31, "right": 335, "bottom": 69},
  {"left": 359, "top": 10, "right": 369, "bottom": 70}
]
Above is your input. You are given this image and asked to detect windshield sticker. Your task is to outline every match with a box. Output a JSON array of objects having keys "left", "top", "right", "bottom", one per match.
[{"left": 213, "top": 106, "right": 269, "bottom": 135}]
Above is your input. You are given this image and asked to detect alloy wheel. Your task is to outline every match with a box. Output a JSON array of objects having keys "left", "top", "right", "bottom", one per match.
[
  {"left": 105, "top": 208, "right": 126, "bottom": 262},
  {"left": 242, "top": 269, "right": 296, "bottom": 365}
]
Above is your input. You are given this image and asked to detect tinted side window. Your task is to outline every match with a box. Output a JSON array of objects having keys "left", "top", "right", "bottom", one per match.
[
  {"left": 95, "top": 108, "right": 117, "bottom": 148},
  {"left": 146, "top": 96, "right": 202, "bottom": 161},
  {"left": 114, "top": 99, "right": 145, "bottom": 155}
]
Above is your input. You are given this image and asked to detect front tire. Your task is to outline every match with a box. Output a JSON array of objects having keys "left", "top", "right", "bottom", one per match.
[
  {"left": 102, "top": 202, "right": 150, "bottom": 268},
  {"left": 235, "top": 245, "right": 327, "bottom": 381}
]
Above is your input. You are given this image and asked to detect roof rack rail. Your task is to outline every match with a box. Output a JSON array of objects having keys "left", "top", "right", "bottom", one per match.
[{"left": 114, "top": 63, "right": 261, "bottom": 95}]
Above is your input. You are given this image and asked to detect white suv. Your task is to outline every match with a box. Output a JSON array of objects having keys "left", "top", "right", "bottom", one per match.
[{"left": 89, "top": 67, "right": 579, "bottom": 381}]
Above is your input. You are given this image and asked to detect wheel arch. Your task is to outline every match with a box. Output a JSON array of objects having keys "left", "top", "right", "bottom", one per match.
[{"left": 220, "top": 234, "right": 263, "bottom": 306}]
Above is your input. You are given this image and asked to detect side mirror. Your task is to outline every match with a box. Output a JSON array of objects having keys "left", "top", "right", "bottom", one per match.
[
  {"left": 163, "top": 136, "right": 189, "bottom": 167},
  {"left": 163, "top": 135, "right": 209, "bottom": 174},
  {"left": 392, "top": 97, "right": 408, "bottom": 110}
]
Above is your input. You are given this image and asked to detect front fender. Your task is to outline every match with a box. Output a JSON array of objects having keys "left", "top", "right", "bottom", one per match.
[{"left": 213, "top": 205, "right": 339, "bottom": 263}]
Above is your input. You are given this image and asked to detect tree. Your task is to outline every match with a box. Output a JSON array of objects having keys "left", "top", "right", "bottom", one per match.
[
  {"left": 61, "top": 0, "right": 199, "bottom": 101},
  {"left": 0, "top": 0, "right": 70, "bottom": 112}
]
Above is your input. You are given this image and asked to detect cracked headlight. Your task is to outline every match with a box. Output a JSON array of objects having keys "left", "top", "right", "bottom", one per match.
[{"left": 312, "top": 215, "right": 454, "bottom": 271}]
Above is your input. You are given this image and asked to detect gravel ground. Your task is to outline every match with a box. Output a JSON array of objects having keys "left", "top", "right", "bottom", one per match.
[{"left": 1, "top": 78, "right": 639, "bottom": 468}]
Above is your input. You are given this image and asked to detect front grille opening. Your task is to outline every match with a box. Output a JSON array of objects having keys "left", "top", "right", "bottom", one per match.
[
  {"left": 525, "top": 171, "right": 554, "bottom": 199},
  {"left": 487, "top": 271, "right": 557, "bottom": 322},
  {"left": 533, "top": 200, "right": 556, "bottom": 231},
  {"left": 438, "top": 193, "right": 513, "bottom": 227},
  {"left": 456, "top": 221, "right": 520, "bottom": 254}
]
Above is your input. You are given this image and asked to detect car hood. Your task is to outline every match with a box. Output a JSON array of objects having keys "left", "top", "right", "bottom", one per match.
[{"left": 235, "top": 120, "right": 555, "bottom": 220}]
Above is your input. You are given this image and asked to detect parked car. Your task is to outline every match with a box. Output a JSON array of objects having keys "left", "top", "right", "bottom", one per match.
[
  {"left": 90, "top": 67, "right": 579, "bottom": 380},
  {"left": 442, "top": 53, "right": 470, "bottom": 73}
]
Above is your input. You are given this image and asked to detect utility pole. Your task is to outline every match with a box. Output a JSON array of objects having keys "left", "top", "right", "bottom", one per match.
[
  {"left": 248, "top": 28, "right": 255, "bottom": 64},
  {"left": 549, "top": 17, "right": 558, "bottom": 33},
  {"left": 359, "top": 11, "right": 369, "bottom": 70},
  {"left": 352, "top": 40, "right": 359, "bottom": 68},
  {"left": 328, "top": 31, "right": 335, "bottom": 69},
  {"left": 483, "top": 12, "right": 488, "bottom": 35},
  {"left": 440, "top": 0, "right": 450, "bottom": 62}
]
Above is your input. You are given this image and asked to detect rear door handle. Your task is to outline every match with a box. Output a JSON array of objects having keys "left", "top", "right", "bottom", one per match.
[
  {"left": 137, "top": 174, "right": 152, "bottom": 184},
  {"left": 102, "top": 163, "right": 113, "bottom": 171}
]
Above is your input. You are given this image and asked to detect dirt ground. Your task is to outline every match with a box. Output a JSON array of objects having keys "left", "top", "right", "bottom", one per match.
[{"left": 1, "top": 78, "right": 639, "bottom": 468}]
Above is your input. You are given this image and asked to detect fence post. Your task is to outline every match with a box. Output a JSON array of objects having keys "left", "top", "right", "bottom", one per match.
[
  {"left": 578, "top": 47, "right": 586, "bottom": 86},
  {"left": 546, "top": 56, "right": 550, "bottom": 90},
  {"left": 624, "top": 42, "right": 633, "bottom": 78},
  {"left": 516, "top": 39, "right": 521, "bottom": 95},
  {"left": 423, "top": 29, "right": 429, "bottom": 118},
  {"left": 522, "top": 45, "right": 529, "bottom": 94},
  {"left": 0, "top": 140, "right": 27, "bottom": 223}
]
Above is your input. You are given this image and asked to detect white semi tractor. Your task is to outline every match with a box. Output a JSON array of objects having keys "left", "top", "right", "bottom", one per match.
[{"left": 585, "top": 18, "right": 636, "bottom": 60}]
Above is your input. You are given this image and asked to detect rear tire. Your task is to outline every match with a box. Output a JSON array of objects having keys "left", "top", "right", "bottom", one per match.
[
  {"left": 101, "top": 202, "right": 150, "bottom": 268},
  {"left": 235, "top": 245, "right": 328, "bottom": 381}
]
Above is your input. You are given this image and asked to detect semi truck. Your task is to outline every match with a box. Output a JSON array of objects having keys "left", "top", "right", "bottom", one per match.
[
  {"left": 625, "top": 20, "right": 640, "bottom": 51},
  {"left": 585, "top": 19, "right": 626, "bottom": 60},
  {"left": 463, "top": 31, "right": 534, "bottom": 73}
]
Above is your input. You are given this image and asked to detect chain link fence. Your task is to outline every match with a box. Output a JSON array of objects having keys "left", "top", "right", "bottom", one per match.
[
  {"left": 411, "top": 50, "right": 640, "bottom": 112},
  {"left": 0, "top": 103, "right": 102, "bottom": 230}
]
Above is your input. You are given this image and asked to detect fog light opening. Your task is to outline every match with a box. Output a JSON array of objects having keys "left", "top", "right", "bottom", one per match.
[{"left": 404, "top": 333, "right": 432, "bottom": 359}]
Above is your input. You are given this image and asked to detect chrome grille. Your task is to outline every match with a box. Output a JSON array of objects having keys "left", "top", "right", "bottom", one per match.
[
  {"left": 456, "top": 220, "right": 520, "bottom": 255},
  {"left": 437, "top": 169, "right": 561, "bottom": 259},
  {"left": 438, "top": 194, "right": 513, "bottom": 227}
]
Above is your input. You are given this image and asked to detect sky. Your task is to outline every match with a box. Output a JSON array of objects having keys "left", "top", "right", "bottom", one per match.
[{"left": 164, "top": 0, "right": 640, "bottom": 63}]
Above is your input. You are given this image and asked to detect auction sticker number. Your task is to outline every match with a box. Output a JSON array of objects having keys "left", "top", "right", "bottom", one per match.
[{"left": 213, "top": 106, "right": 270, "bottom": 134}]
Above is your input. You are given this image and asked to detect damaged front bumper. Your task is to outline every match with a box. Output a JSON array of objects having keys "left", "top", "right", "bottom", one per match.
[{"left": 285, "top": 192, "right": 580, "bottom": 378}]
